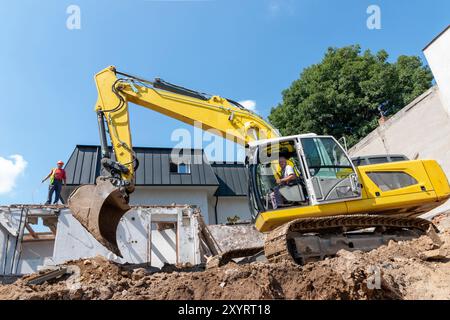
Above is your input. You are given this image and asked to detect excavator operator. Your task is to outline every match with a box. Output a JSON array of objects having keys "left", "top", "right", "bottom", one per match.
[{"left": 270, "top": 156, "right": 298, "bottom": 209}]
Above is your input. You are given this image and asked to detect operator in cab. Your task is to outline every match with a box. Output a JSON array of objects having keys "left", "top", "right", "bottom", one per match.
[{"left": 270, "top": 156, "right": 297, "bottom": 209}]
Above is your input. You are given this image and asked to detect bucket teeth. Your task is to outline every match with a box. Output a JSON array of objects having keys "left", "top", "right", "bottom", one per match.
[{"left": 68, "top": 179, "right": 130, "bottom": 257}]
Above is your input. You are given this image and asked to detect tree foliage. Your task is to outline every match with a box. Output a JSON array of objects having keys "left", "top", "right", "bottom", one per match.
[{"left": 268, "top": 45, "right": 433, "bottom": 147}]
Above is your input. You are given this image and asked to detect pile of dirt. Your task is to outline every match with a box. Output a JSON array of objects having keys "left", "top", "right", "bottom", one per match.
[{"left": 1, "top": 215, "right": 450, "bottom": 300}]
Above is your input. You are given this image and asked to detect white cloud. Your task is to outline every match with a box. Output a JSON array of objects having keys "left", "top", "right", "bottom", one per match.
[
  {"left": 268, "top": 2, "right": 281, "bottom": 15},
  {"left": 238, "top": 100, "right": 257, "bottom": 112},
  {"left": 0, "top": 155, "right": 27, "bottom": 194},
  {"left": 267, "top": 0, "right": 295, "bottom": 17}
]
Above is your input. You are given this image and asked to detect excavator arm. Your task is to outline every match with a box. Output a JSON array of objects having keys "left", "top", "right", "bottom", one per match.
[{"left": 69, "top": 66, "right": 279, "bottom": 256}]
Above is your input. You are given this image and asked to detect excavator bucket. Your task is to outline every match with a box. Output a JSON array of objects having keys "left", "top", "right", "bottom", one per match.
[{"left": 68, "top": 179, "right": 130, "bottom": 257}]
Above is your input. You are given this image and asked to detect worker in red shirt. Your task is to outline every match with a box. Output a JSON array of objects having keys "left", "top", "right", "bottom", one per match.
[{"left": 42, "top": 160, "right": 67, "bottom": 205}]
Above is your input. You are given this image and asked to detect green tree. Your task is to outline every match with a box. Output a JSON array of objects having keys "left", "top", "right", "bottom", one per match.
[{"left": 268, "top": 45, "right": 433, "bottom": 147}]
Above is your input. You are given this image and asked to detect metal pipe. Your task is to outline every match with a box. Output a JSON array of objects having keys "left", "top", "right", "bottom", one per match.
[
  {"left": 14, "top": 208, "right": 28, "bottom": 275},
  {"left": 214, "top": 195, "right": 219, "bottom": 225},
  {"left": 97, "top": 111, "right": 110, "bottom": 159},
  {"left": 2, "top": 234, "right": 10, "bottom": 280}
]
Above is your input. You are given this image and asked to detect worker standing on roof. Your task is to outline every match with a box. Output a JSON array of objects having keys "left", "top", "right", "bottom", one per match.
[{"left": 42, "top": 160, "right": 67, "bottom": 205}]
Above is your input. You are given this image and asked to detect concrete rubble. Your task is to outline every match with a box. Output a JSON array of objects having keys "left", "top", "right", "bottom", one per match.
[{"left": 1, "top": 213, "right": 449, "bottom": 300}]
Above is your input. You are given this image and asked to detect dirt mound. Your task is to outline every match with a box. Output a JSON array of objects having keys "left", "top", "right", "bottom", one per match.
[
  {"left": 0, "top": 258, "right": 395, "bottom": 300},
  {"left": 1, "top": 215, "right": 450, "bottom": 300}
]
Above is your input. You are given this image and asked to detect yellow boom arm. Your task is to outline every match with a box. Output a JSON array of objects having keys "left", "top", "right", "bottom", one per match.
[{"left": 95, "top": 66, "right": 280, "bottom": 183}]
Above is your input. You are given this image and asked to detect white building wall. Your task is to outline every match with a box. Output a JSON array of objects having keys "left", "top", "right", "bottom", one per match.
[
  {"left": 17, "top": 241, "right": 54, "bottom": 274},
  {"left": 130, "top": 186, "right": 216, "bottom": 224},
  {"left": 214, "top": 197, "right": 252, "bottom": 224},
  {"left": 0, "top": 224, "right": 16, "bottom": 275},
  {"left": 424, "top": 26, "right": 450, "bottom": 114},
  {"left": 0, "top": 209, "right": 25, "bottom": 275},
  {"left": 349, "top": 87, "right": 450, "bottom": 177},
  {"left": 50, "top": 207, "right": 203, "bottom": 269}
]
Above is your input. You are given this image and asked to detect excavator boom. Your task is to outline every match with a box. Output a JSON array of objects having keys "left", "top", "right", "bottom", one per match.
[{"left": 95, "top": 66, "right": 279, "bottom": 179}]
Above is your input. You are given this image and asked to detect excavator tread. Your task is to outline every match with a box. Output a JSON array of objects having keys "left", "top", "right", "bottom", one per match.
[{"left": 264, "top": 214, "right": 433, "bottom": 264}]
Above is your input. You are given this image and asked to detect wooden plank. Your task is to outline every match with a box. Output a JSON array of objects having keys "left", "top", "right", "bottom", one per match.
[
  {"left": 26, "top": 267, "right": 68, "bottom": 285},
  {"left": 25, "top": 223, "right": 38, "bottom": 239}
]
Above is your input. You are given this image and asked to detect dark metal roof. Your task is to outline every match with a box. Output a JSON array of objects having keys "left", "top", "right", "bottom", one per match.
[
  {"left": 211, "top": 162, "right": 248, "bottom": 197},
  {"left": 65, "top": 145, "right": 219, "bottom": 186},
  {"left": 65, "top": 145, "right": 101, "bottom": 185}
]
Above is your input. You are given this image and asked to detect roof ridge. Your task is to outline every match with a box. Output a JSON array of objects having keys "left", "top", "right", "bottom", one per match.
[{"left": 74, "top": 144, "right": 206, "bottom": 151}]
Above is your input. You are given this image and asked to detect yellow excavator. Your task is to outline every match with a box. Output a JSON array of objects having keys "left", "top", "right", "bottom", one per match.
[{"left": 69, "top": 66, "right": 450, "bottom": 264}]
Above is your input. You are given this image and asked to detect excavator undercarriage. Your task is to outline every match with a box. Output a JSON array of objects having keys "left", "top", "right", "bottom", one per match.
[
  {"left": 208, "top": 214, "right": 441, "bottom": 267},
  {"left": 264, "top": 215, "right": 439, "bottom": 264}
]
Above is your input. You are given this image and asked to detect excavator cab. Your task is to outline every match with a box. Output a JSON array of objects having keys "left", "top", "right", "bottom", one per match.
[{"left": 248, "top": 134, "right": 362, "bottom": 221}]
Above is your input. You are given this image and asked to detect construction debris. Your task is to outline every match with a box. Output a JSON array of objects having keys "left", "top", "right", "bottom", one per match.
[{"left": 1, "top": 213, "right": 449, "bottom": 300}]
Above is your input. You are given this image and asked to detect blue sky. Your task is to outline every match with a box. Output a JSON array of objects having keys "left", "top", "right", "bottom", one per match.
[{"left": 0, "top": 0, "right": 449, "bottom": 204}]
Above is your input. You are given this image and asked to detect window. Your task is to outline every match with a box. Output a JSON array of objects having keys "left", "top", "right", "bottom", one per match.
[
  {"left": 301, "top": 137, "right": 353, "bottom": 178},
  {"left": 390, "top": 156, "right": 408, "bottom": 162},
  {"left": 352, "top": 155, "right": 409, "bottom": 167},
  {"left": 301, "top": 137, "right": 359, "bottom": 201},
  {"left": 170, "top": 162, "right": 191, "bottom": 174},
  {"left": 177, "top": 163, "right": 191, "bottom": 174},
  {"left": 368, "top": 157, "right": 389, "bottom": 164},
  {"left": 352, "top": 158, "right": 368, "bottom": 167},
  {"left": 367, "top": 171, "right": 418, "bottom": 191}
]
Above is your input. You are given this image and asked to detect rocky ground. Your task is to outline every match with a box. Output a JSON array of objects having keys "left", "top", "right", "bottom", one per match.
[{"left": 1, "top": 213, "right": 449, "bottom": 300}]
